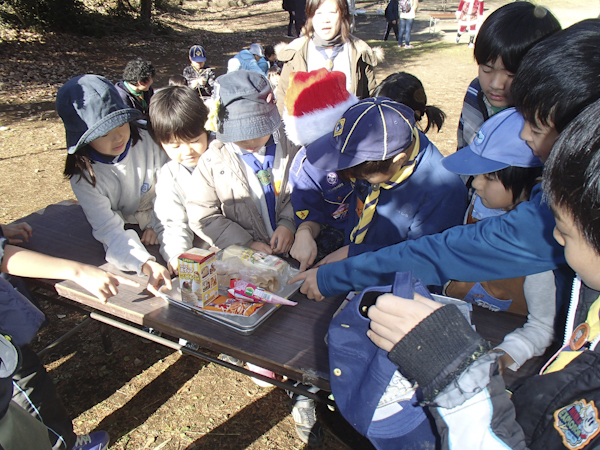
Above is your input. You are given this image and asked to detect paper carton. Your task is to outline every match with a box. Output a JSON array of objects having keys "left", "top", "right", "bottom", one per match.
[{"left": 178, "top": 248, "right": 218, "bottom": 307}]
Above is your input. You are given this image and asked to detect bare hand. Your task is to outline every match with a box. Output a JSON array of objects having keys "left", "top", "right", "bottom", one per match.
[
  {"left": 1, "top": 222, "right": 33, "bottom": 244},
  {"left": 289, "top": 268, "right": 324, "bottom": 301},
  {"left": 168, "top": 258, "right": 179, "bottom": 276},
  {"left": 315, "top": 245, "right": 348, "bottom": 267},
  {"left": 290, "top": 229, "right": 317, "bottom": 272},
  {"left": 141, "top": 228, "right": 159, "bottom": 246},
  {"left": 270, "top": 226, "right": 294, "bottom": 254},
  {"left": 250, "top": 241, "right": 273, "bottom": 254},
  {"left": 72, "top": 265, "right": 140, "bottom": 303},
  {"left": 142, "top": 260, "right": 172, "bottom": 296},
  {"left": 367, "top": 293, "right": 442, "bottom": 351}
]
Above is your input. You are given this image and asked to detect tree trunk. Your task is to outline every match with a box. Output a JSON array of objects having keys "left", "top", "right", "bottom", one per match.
[{"left": 140, "top": 0, "right": 152, "bottom": 21}]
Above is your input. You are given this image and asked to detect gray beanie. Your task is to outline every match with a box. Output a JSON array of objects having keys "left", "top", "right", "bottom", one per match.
[
  {"left": 56, "top": 74, "right": 141, "bottom": 154},
  {"left": 212, "top": 70, "right": 280, "bottom": 143}
]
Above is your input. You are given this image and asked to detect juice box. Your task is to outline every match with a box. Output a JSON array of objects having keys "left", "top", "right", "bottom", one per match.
[{"left": 178, "top": 248, "right": 218, "bottom": 307}]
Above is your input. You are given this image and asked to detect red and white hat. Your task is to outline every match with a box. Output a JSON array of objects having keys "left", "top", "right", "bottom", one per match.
[{"left": 283, "top": 68, "right": 358, "bottom": 146}]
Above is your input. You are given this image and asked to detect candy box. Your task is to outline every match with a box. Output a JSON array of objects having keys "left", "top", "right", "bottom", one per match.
[{"left": 178, "top": 248, "right": 218, "bottom": 307}]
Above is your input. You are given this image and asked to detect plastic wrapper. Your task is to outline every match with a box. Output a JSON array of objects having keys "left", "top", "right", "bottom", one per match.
[{"left": 216, "top": 245, "right": 298, "bottom": 294}]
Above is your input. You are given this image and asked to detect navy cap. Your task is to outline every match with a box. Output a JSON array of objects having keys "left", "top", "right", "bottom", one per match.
[
  {"left": 56, "top": 75, "right": 141, "bottom": 155},
  {"left": 306, "top": 97, "right": 416, "bottom": 171},
  {"left": 189, "top": 45, "right": 207, "bottom": 62},
  {"left": 442, "top": 108, "right": 542, "bottom": 176}
]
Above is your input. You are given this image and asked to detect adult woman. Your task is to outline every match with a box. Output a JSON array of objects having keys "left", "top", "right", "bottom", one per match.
[
  {"left": 275, "top": 0, "right": 381, "bottom": 115},
  {"left": 398, "top": 0, "right": 418, "bottom": 48}
]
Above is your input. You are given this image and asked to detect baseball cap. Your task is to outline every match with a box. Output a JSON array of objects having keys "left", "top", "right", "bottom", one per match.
[
  {"left": 249, "top": 43, "right": 265, "bottom": 57},
  {"left": 56, "top": 74, "right": 141, "bottom": 155},
  {"left": 211, "top": 70, "right": 280, "bottom": 143},
  {"left": 442, "top": 108, "right": 542, "bottom": 176},
  {"left": 306, "top": 97, "right": 416, "bottom": 171},
  {"left": 189, "top": 45, "right": 207, "bottom": 63}
]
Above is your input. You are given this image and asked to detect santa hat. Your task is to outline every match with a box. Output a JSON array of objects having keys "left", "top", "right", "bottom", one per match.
[{"left": 283, "top": 69, "right": 358, "bottom": 146}]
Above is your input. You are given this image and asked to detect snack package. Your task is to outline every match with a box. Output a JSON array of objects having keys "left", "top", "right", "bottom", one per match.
[
  {"left": 228, "top": 279, "right": 297, "bottom": 306},
  {"left": 178, "top": 248, "right": 218, "bottom": 306},
  {"left": 216, "top": 245, "right": 296, "bottom": 293}
]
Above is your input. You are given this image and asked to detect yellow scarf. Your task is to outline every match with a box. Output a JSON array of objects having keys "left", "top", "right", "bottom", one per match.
[{"left": 350, "top": 129, "right": 420, "bottom": 244}]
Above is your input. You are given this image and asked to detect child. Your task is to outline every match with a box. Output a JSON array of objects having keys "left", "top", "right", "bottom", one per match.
[
  {"left": 366, "top": 97, "right": 600, "bottom": 449},
  {"left": 398, "top": 0, "right": 418, "bottom": 49},
  {"left": 149, "top": 85, "right": 211, "bottom": 274},
  {"left": 57, "top": 74, "right": 171, "bottom": 295},
  {"left": 182, "top": 45, "right": 216, "bottom": 98},
  {"left": 227, "top": 44, "right": 267, "bottom": 75},
  {"left": 275, "top": 0, "right": 381, "bottom": 115},
  {"left": 264, "top": 44, "right": 280, "bottom": 69},
  {"left": 285, "top": 69, "right": 358, "bottom": 272},
  {"left": 114, "top": 58, "right": 156, "bottom": 115},
  {"left": 304, "top": 97, "right": 467, "bottom": 261},
  {"left": 373, "top": 71, "right": 446, "bottom": 133},
  {"left": 267, "top": 64, "right": 282, "bottom": 92},
  {"left": 186, "top": 70, "right": 299, "bottom": 255},
  {"left": 442, "top": 108, "right": 552, "bottom": 373},
  {"left": 454, "top": 0, "right": 483, "bottom": 47},
  {"left": 290, "top": 20, "right": 600, "bottom": 311},
  {"left": 456, "top": 2, "right": 560, "bottom": 149},
  {"left": 168, "top": 74, "right": 188, "bottom": 87},
  {"left": 382, "top": 0, "right": 399, "bottom": 42}
]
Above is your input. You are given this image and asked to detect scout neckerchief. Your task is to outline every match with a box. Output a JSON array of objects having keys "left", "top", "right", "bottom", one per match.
[
  {"left": 124, "top": 81, "right": 148, "bottom": 111},
  {"left": 240, "top": 138, "right": 277, "bottom": 231},
  {"left": 313, "top": 34, "right": 345, "bottom": 71},
  {"left": 350, "top": 129, "right": 421, "bottom": 244},
  {"left": 542, "top": 277, "right": 600, "bottom": 374},
  {"left": 88, "top": 138, "right": 131, "bottom": 164}
]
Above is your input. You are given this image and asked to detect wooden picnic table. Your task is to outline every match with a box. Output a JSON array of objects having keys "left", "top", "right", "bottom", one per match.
[{"left": 15, "top": 201, "right": 542, "bottom": 393}]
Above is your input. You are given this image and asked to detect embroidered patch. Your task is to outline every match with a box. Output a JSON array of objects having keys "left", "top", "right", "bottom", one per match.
[
  {"left": 326, "top": 172, "right": 338, "bottom": 185},
  {"left": 554, "top": 399, "right": 600, "bottom": 449},
  {"left": 141, "top": 182, "right": 150, "bottom": 194},
  {"left": 296, "top": 210, "right": 309, "bottom": 220},
  {"left": 333, "top": 119, "right": 345, "bottom": 137},
  {"left": 474, "top": 129, "right": 485, "bottom": 145}
]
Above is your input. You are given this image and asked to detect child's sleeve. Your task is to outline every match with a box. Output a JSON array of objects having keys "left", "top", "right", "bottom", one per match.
[
  {"left": 71, "top": 178, "right": 154, "bottom": 274},
  {"left": 186, "top": 155, "right": 255, "bottom": 249},
  {"left": 154, "top": 163, "right": 195, "bottom": 268}
]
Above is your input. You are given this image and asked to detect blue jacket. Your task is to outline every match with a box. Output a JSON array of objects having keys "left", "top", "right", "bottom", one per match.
[
  {"left": 227, "top": 50, "right": 266, "bottom": 75},
  {"left": 317, "top": 184, "right": 566, "bottom": 297},
  {"left": 346, "top": 133, "right": 467, "bottom": 257},
  {"left": 289, "top": 147, "right": 353, "bottom": 230}
]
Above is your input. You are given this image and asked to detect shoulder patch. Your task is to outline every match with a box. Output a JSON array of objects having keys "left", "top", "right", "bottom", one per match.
[
  {"left": 554, "top": 399, "right": 600, "bottom": 449},
  {"left": 334, "top": 119, "right": 345, "bottom": 137},
  {"left": 296, "top": 210, "right": 309, "bottom": 220}
]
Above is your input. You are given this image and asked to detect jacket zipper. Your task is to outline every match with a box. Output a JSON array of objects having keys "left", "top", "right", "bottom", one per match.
[{"left": 563, "top": 275, "right": 582, "bottom": 347}]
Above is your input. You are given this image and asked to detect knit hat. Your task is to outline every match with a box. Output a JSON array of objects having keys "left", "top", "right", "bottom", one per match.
[
  {"left": 306, "top": 97, "right": 416, "bottom": 171},
  {"left": 282, "top": 69, "right": 358, "bottom": 146},
  {"left": 208, "top": 70, "right": 280, "bottom": 143},
  {"left": 56, "top": 74, "right": 141, "bottom": 155},
  {"left": 189, "top": 45, "right": 207, "bottom": 63},
  {"left": 249, "top": 43, "right": 265, "bottom": 57},
  {"left": 442, "top": 108, "right": 543, "bottom": 175}
]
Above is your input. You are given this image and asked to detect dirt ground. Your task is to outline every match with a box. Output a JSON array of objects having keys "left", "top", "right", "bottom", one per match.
[{"left": 0, "top": 0, "right": 598, "bottom": 449}]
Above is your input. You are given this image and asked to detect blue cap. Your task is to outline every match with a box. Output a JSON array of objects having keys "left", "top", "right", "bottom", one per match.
[
  {"left": 306, "top": 97, "right": 416, "bottom": 171},
  {"left": 189, "top": 45, "right": 207, "bottom": 62},
  {"left": 442, "top": 108, "right": 542, "bottom": 176}
]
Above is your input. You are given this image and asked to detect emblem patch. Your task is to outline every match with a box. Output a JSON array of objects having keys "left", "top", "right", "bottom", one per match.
[
  {"left": 554, "top": 399, "right": 600, "bottom": 449},
  {"left": 333, "top": 119, "right": 345, "bottom": 137},
  {"left": 296, "top": 210, "right": 309, "bottom": 220},
  {"left": 326, "top": 172, "right": 338, "bottom": 185},
  {"left": 474, "top": 129, "right": 485, "bottom": 145}
]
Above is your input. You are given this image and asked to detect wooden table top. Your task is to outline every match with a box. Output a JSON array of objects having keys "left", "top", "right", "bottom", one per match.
[{"left": 16, "top": 202, "right": 540, "bottom": 390}]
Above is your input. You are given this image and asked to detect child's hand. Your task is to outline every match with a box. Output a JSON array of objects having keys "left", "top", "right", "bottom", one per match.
[
  {"left": 250, "top": 241, "right": 273, "bottom": 254},
  {"left": 142, "top": 260, "right": 172, "bottom": 296},
  {"left": 141, "top": 228, "right": 158, "bottom": 246},
  {"left": 168, "top": 258, "right": 179, "bottom": 276},
  {"left": 72, "top": 265, "right": 140, "bottom": 303},
  {"left": 367, "top": 293, "right": 442, "bottom": 352},
  {"left": 290, "top": 229, "right": 318, "bottom": 272},
  {"left": 315, "top": 245, "right": 349, "bottom": 267},
  {"left": 270, "top": 226, "right": 294, "bottom": 254},
  {"left": 1, "top": 222, "right": 33, "bottom": 244},
  {"left": 289, "top": 268, "right": 324, "bottom": 301}
]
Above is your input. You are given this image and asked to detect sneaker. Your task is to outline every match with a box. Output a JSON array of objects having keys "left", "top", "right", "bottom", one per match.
[
  {"left": 291, "top": 396, "right": 323, "bottom": 446},
  {"left": 456, "top": 34, "right": 461, "bottom": 43},
  {"left": 246, "top": 362, "right": 277, "bottom": 387},
  {"left": 468, "top": 42, "right": 475, "bottom": 48},
  {"left": 286, "top": 34, "right": 298, "bottom": 38},
  {"left": 72, "top": 431, "right": 110, "bottom": 450},
  {"left": 404, "top": 44, "right": 414, "bottom": 49}
]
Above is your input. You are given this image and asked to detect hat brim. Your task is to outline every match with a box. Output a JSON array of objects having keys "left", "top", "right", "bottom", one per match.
[
  {"left": 216, "top": 105, "right": 281, "bottom": 143},
  {"left": 441, "top": 146, "right": 509, "bottom": 176},
  {"left": 190, "top": 56, "right": 207, "bottom": 63},
  {"left": 67, "top": 108, "right": 141, "bottom": 154},
  {"left": 305, "top": 132, "right": 367, "bottom": 171}
]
